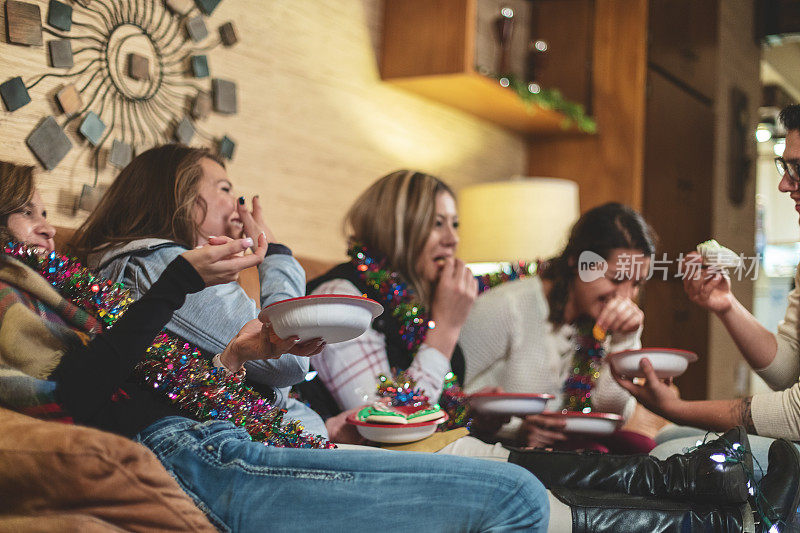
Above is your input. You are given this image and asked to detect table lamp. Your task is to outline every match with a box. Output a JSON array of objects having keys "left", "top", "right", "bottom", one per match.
[{"left": 458, "top": 177, "right": 579, "bottom": 275}]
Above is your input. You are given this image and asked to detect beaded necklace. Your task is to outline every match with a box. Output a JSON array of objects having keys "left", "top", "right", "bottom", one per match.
[
  {"left": 4, "top": 242, "right": 334, "bottom": 449},
  {"left": 562, "top": 318, "right": 605, "bottom": 412}
]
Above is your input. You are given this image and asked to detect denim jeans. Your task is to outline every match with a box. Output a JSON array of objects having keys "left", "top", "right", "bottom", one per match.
[{"left": 137, "top": 417, "right": 549, "bottom": 532}]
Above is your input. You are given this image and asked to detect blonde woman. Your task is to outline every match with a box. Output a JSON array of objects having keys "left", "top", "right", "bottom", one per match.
[{"left": 301, "top": 171, "right": 484, "bottom": 441}]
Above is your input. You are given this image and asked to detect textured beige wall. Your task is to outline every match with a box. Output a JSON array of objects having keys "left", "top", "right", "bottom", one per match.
[
  {"left": 0, "top": 0, "right": 526, "bottom": 261},
  {"left": 706, "top": 0, "right": 760, "bottom": 400}
]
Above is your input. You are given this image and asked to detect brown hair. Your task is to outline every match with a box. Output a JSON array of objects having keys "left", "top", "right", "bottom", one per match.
[
  {"left": 0, "top": 161, "right": 38, "bottom": 245},
  {"left": 540, "top": 202, "right": 657, "bottom": 325},
  {"left": 0, "top": 161, "right": 36, "bottom": 226},
  {"left": 345, "top": 170, "right": 455, "bottom": 305},
  {"left": 70, "top": 144, "right": 224, "bottom": 259}
]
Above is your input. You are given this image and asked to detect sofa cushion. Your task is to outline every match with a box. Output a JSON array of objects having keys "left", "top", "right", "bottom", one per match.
[{"left": 0, "top": 407, "right": 216, "bottom": 532}]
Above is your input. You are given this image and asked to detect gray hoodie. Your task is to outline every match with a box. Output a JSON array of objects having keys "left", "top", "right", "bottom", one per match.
[{"left": 89, "top": 239, "right": 327, "bottom": 435}]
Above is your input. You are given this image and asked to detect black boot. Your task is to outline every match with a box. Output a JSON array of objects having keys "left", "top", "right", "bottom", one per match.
[
  {"left": 551, "top": 487, "right": 744, "bottom": 533},
  {"left": 754, "top": 439, "right": 800, "bottom": 532},
  {"left": 551, "top": 437, "right": 800, "bottom": 533},
  {"left": 508, "top": 426, "right": 752, "bottom": 504}
]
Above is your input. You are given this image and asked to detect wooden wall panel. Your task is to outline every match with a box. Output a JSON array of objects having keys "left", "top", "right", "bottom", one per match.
[
  {"left": 641, "top": 68, "right": 715, "bottom": 400},
  {"left": 0, "top": 0, "right": 527, "bottom": 263},
  {"left": 381, "top": 0, "right": 473, "bottom": 78},
  {"left": 648, "top": 0, "right": 719, "bottom": 101},
  {"left": 527, "top": 0, "right": 648, "bottom": 213}
]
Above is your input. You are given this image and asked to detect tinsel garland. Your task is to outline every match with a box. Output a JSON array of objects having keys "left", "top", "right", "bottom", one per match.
[
  {"left": 562, "top": 319, "right": 605, "bottom": 412},
  {"left": 438, "top": 373, "right": 470, "bottom": 430},
  {"left": 4, "top": 242, "right": 333, "bottom": 449},
  {"left": 140, "top": 333, "right": 332, "bottom": 448},
  {"left": 3, "top": 242, "right": 133, "bottom": 330},
  {"left": 376, "top": 372, "right": 470, "bottom": 432},
  {"left": 376, "top": 372, "right": 430, "bottom": 407},
  {"left": 349, "top": 242, "right": 431, "bottom": 354},
  {"left": 475, "top": 261, "right": 537, "bottom": 294},
  {"left": 351, "top": 243, "right": 473, "bottom": 430}
]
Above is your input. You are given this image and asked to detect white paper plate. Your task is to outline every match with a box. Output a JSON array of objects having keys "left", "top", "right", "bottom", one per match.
[
  {"left": 346, "top": 412, "right": 449, "bottom": 443},
  {"left": 261, "top": 295, "right": 383, "bottom": 344},
  {"left": 607, "top": 348, "right": 698, "bottom": 379},
  {"left": 468, "top": 393, "right": 554, "bottom": 416},
  {"left": 539, "top": 411, "right": 622, "bottom": 436}
]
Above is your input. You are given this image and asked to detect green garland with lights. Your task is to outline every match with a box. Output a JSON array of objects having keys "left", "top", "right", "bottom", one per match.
[{"left": 494, "top": 74, "right": 597, "bottom": 134}]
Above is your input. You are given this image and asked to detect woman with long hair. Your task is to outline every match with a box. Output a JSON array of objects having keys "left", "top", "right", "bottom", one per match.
[
  {"left": 460, "top": 202, "right": 657, "bottom": 452},
  {"left": 71, "top": 144, "right": 326, "bottom": 435},
  {"left": 304, "top": 170, "right": 477, "bottom": 428},
  {"left": 0, "top": 160, "right": 555, "bottom": 532}
]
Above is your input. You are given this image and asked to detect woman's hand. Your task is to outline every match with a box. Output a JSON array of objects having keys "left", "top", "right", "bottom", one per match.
[
  {"left": 430, "top": 258, "right": 478, "bottom": 330},
  {"left": 325, "top": 408, "right": 368, "bottom": 445},
  {"left": 180, "top": 234, "right": 267, "bottom": 286},
  {"left": 611, "top": 357, "right": 682, "bottom": 420},
  {"left": 468, "top": 387, "right": 511, "bottom": 438},
  {"left": 596, "top": 295, "right": 644, "bottom": 335},
  {"left": 219, "top": 319, "right": 325, "bottom": 371},
  {"left": 424, "top": 258, "right": 478, "bottom": 357},
  {"left": 681, "top": 251, "right": 734, "bottom": 315},
  {"left": 517, "top": 414, "right": 568, "bottom": 448},
  {"left": 237, "top": 196, "right": 277, "bottom": 249}
]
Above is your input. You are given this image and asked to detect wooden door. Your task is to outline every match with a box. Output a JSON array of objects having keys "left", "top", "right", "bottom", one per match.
[
  {"left": 648, "top": 0, "right": 718, "bottom": 102},
  {"left": 641, "top": 68, "right": 714, "bottom": 400}
]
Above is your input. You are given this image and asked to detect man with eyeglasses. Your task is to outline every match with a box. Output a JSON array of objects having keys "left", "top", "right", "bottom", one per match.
[{"left": 610, "top": 104, "right": 800, "bottom": 498}]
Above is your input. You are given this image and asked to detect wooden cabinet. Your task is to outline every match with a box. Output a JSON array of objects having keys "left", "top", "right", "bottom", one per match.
[
  {"left": 529, "top": 0, "right": 595, "bottom": 113},
  {"left": 381, "top": 0, "right": 591, "bottom": 134}
]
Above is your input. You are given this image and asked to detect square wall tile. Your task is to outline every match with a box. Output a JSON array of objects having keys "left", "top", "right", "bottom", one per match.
[
  {"left": 0, "top": 76, "right": 31, "bottom": 111},
  {"left": 6, "top": 0, "right": 42, "bottom": 46},
  {"left": 27, "top": 116, "right": 72, "bottom": 170}
]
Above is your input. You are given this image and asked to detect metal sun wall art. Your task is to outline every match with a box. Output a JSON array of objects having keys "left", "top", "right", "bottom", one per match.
[{"left": 1, "top": 0, "right": 239, "bottom": 210}]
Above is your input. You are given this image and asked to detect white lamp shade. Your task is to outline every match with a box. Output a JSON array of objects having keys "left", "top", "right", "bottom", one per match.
[{"left": 457, "top": 178, "right": 580, "bottom": 263}]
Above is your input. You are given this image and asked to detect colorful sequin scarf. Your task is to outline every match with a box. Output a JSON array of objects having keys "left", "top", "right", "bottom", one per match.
[
  {"left": 3, "top": 242, "right": 333, "bottom": 449},
  {"left": 562, "top": 319, "right": 605, "bottom": 412}
]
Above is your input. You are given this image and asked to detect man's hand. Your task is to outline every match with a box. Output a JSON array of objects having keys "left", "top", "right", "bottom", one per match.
[
  {"left": 681, "top": 251, "right": 734, "bottom": 315},
  {"left": 611, "top": 357, "right": 682, "bottom": 419}
]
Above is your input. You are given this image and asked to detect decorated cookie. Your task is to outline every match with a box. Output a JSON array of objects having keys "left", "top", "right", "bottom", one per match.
[{"left": 357, "top": 402, "right": 444, "bottom": 425}]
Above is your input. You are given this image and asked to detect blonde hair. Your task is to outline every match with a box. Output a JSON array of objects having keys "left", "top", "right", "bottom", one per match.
[
  {"left": 70, "top": 144, "right": 224, "bottom": 259},
  {"left": 346, "top": 170, "right": 454, "bottom": 305}
]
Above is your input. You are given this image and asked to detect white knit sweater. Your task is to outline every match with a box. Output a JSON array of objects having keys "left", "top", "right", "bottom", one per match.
[
  {"left": 751, "top": 264, "right": 800, "bottom": 440},
  {"left": 459, "top": 277, "right": 639, "bottom": 421}
]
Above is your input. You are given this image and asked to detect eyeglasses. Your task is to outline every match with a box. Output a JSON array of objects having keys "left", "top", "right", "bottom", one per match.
[{"left": 775, "top": 157, "right": 800, "bottom": 182}]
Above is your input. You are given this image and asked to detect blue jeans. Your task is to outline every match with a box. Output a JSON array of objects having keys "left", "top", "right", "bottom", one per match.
[{"left": 137, "top": 417, "right": 549, "bottom": 532}]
